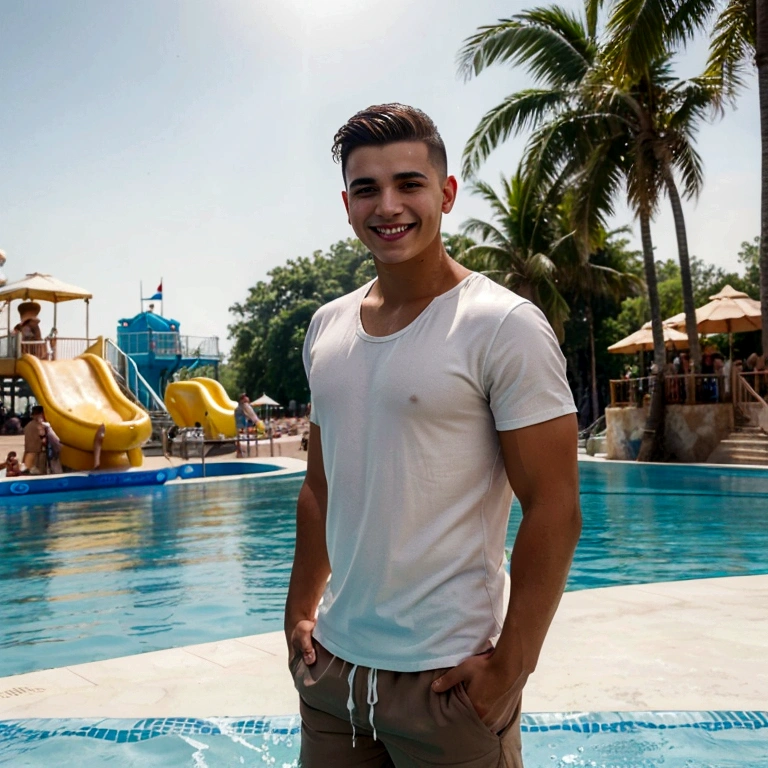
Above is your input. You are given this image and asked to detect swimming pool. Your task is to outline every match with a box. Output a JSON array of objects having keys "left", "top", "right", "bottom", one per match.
[
  {"left": 2, "top": 711, "right": 767, "bottom": 766},
  {"left": 2, "top": 462, "right": 768, "bottom": 677},
  {"left": 0, "top": 460, "right": 291, "bottom": 497}
]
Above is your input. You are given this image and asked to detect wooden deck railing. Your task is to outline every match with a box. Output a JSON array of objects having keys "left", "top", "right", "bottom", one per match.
[
  {"left": 734, "top": 372, "right": 768, "bottom": 432},
  {"left": 610, "top": 373, "right": 731, "bottom": 407}
]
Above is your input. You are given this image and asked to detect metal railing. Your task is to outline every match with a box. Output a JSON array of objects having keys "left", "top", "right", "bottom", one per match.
[
  {"left": 0, "top": 335, "right": 17, "bottom": 358},
  {"left": 105, "top": 339, "right": 167, "bottom": 412},
  {"left": 0, "top": 335, "right": 95, "bottom": 361},
  {"left": 117, "top": 332, "right": 220, "bottom": 359}
]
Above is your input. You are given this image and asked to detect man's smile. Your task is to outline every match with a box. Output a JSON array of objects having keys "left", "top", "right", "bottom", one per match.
[{"left": 370, "top": 223, "right": 417, "bottom": 240}]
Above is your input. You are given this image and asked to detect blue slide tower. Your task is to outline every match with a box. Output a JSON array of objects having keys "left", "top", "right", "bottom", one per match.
[{"left": 117, "top": 309, "right": 220, "bottom": 410}]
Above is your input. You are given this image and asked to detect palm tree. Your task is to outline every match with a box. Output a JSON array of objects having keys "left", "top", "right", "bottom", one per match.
[
  {"left": 705, "top": 0, "right": 768, "bottom": 355},
  {"left": 460, "top": 171, "right": 570, "bottom": 338},
  {"left": 458, "top": 6, "right": 712, "bottom": 375},
  {"left": 553, "top": 206, "right": 644, "bottom": 421},
  {"left": 592, "top": 0, "right": 768, "bottom": 354}
]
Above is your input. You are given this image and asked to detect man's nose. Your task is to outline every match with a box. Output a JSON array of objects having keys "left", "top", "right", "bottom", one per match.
[{"left": 376, "top": 187, "right": 403, "bottom": 218}]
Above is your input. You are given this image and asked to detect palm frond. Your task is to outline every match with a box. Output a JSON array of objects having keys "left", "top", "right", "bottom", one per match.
[
  {"left": 584, "top": 0, "right": 604, "bottom": 38},
  {"left": 704, "top": 0, "right": 756, "bottom": 102},
  {"left": 669, "top": 140, "right": 705, "bottom": 200},
  {"left": 666, "top": 0, "right": 720, "bottom": 48},
  {"left": 460, "top": 217, "right": 508, "bottom": 247},
  {"left": 457, "top": 7, "right": 593, "bottom": 87},
  {"left": 461, "top": 90, "right": 567, "bottom": 177},
  {"left": 604, "top": 0, "right": 677, "bottom": 75}
]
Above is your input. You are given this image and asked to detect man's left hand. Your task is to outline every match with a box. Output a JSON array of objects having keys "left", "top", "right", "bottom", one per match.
[{"left": 431, "top": 648, "right": 527, "bottom": 720}]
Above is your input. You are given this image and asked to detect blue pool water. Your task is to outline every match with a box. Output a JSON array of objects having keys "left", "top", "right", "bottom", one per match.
[
  {"left": 2, "top": 712, "right": 767, "bottom": 767},
  {"left": 1, "top": 462, "right": 767, "bottom": 677}
]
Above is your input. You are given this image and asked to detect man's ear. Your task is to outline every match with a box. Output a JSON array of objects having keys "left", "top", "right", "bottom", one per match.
[
  {"left": 442, "top": 175, "right": 458, "bottom": 214},
  {"left": 342, "top": 190, "right": 350, "bottom": 223}
]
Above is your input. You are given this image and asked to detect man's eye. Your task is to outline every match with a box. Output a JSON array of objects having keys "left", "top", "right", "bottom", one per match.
[
  {"left": 354, "top": 187, "right": 376, "bottom": 196},
  {"left": 402, "top": 182, "right": 422, "bottom": 189}
]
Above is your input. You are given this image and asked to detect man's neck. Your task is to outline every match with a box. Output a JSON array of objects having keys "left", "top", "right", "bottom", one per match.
[{"left": 370, "top": 237, "right": 470, "bottom": 305}]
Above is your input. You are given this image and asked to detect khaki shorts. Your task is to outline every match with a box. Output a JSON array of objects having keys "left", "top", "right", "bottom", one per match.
[{"left": 290, "top": 641, "right": 523, "bottom": 767}]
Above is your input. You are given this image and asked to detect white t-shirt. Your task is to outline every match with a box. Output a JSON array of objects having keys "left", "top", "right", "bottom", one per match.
[{"left": 303, "top": 272, "right": 576, "bottom": 671}]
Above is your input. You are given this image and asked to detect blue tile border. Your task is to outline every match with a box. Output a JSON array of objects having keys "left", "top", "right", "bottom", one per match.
[{"left": 1, "top": 711, "right": 766, "bottom": 748}]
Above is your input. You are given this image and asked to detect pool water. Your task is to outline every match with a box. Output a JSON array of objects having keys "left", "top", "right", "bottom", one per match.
[
  {"left": 1, "top": 462, "right": 768, "bottom": 676},
  {"left": 2, "top": 712, "right": 767, "bottom": 767}
]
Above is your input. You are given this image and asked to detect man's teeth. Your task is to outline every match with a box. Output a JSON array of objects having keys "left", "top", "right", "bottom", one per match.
[{"left": 375, "top": 225, "right": 410, "bottom": 234}]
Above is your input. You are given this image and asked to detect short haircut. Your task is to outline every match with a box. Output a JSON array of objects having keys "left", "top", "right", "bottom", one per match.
[
  {"left": 332, "top": 103, "right": 447, "bottom": 182},
  {"left": 31, "top": 405, "right": 44, "bottom": 416}
]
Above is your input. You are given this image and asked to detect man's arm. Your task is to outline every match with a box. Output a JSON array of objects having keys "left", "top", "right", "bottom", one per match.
[
  {"left": 284, "top": 422, "right": 330, "bottom": 666},
  {"left": 432, "top": 413, "right": 581, "bottom": 716}
]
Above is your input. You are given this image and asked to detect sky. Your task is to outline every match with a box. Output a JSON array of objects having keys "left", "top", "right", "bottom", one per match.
[{"left": 0, "top": 0, "right": 760, "bottom": 354}]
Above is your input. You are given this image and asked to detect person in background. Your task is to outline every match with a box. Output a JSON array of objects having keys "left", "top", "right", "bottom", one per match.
[
  {"left": 46, "top": 327, "right": 58, "bottom": 360},
  {"left": 235, "top": 393, "right": 263, "bottom": 458},
  {"left": 13, "top": 302, "right": 46, "bottom": 358},
  {"left": 1, "top": 451, "right": 21, "bottom": 477},
  {"left": 44, "top": 418, "right": 63, "bottom": 474},
  {"left": 22, "top": 405, "right": 48, "bottom": 474},
  {"left": 2, "top": 413, "right": 22, "bottom": 435}
]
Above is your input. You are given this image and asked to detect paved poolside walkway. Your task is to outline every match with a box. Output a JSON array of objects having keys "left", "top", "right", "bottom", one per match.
[{"left": 1, "top": 574, "right": 766, "bottom": 718}]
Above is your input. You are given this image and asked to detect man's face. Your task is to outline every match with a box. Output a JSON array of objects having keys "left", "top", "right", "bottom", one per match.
[{"left": 342, "top": 141, "right": 457, "bottom": 265}]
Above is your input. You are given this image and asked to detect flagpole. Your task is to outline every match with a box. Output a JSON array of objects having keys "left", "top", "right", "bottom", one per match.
[
  {"left": 140, "top": 281, "right": 143, "bottom": 314},
  {"left": 161, "top": 276, "right": 164, "bottom": 317}
]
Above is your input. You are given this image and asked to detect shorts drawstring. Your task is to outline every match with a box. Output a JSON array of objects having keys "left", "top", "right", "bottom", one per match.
[
  {"left": 346, "top": 663, "right": 379, "bottom": 747},
  {"left": 366, "top": 667, "right": 378, "bottom": 741},
  {"left": 347, "top": 663, "right": 358, "bottom": 748}
]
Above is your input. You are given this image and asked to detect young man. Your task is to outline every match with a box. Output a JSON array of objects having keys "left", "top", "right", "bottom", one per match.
[{"left": 285, "top": 104, "right": 581, "bottom": 767}]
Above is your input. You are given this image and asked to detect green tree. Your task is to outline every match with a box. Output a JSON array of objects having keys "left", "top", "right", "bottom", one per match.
[
  {"left": 460, "top": 171, "right": 570, "bottom": 338},
  {"left": 738, "top": 236, "right": 760, "bottom": 294},
  {"left": 228, "top": 239, "right": 375, "bottom": 405},
  {"left": 556, "top": 222, "right": 643, "bottom": 421}
]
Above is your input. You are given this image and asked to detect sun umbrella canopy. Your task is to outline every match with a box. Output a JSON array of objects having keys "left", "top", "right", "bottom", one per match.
[
  {"left": 252, "top": 393, "right": 280, "bottom": 407},
  {"left": 0, "top": 272, "right": 93, "bottom": 304},
  {"left": 608, "top": 324, "right": 689, "bottom": 355},
  {"left": 670, "top": 285, "right": 761, "bottom": 335}
]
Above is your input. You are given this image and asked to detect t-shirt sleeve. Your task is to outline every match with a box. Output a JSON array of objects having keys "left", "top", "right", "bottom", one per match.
[
  {"left": 303, "top": 314, "right": 320, "bottom": 426},
  {"left": 483, "top": 301, "right": 577, "bottom": 431}
]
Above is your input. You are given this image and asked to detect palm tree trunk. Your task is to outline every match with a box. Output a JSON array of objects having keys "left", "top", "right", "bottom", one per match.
[
  {"left": 664, "top": 170, "right": 702, "bottom": 369},
  {"left": 637, "top": 210, "right": 666, "bottom": 462},
  {"left": 639, "top": 212, "right": 665, "bottom": 370},
  {"left": 757, "top": 0, "right": 768, "bottom": 356},
  {"left": 587, "top": 303, "right": 599, "bottom": 422}
]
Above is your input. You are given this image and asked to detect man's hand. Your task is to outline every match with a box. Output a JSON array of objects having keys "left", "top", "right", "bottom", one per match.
[
  {"left": 287, "top": 618, "right": 318, "bottom": 666},
  {"left": 431, "top": 648, "right": 527, "bottom": 720}
]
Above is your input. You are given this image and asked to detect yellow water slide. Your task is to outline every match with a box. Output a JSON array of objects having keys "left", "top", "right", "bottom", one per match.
[
  {"left": 164, "top": 377, "right": 237, "bottom": 438},
  {"left": 16, "top": 353, "right": 152, "bottom": 470}
]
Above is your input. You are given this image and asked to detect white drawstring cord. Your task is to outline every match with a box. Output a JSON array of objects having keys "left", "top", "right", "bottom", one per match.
[
  {"left": 347, "top": 664, "right": 358, "bottom": 748},
  {"left": 366, "top": 667, "right": 379, "bottom": 741}
]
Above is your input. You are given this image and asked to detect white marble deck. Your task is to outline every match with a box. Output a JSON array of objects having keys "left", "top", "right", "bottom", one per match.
[{"left": 1, "top": 574, "right": 766, "bottom": 719}]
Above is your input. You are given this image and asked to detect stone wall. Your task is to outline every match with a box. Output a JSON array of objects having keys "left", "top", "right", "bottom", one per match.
[{"left": 605, "top": 404, "right": 733, "bottom": 462}]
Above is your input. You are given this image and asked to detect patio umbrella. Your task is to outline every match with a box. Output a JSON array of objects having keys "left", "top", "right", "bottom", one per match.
[
  {"left": 670, "top": 285, "right": 761, "bottom": 357},
  {"left": 252, "top": 394, "right": 280, "bottom": 457},
  {"left": 0, "top": 272, "right": 93, "bottom": 337},
  {"left": 608, "top": 322, "right": 689, "bottom": 355},
  {"left": 252, "top": 393, "right": 279, "bottom": 407}
]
